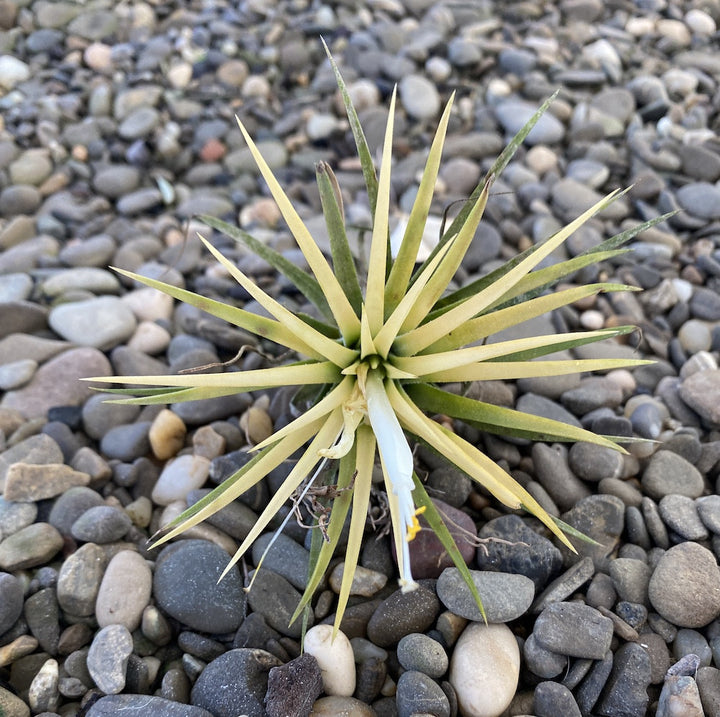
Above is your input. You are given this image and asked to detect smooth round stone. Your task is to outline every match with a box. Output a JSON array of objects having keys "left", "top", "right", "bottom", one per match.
[
  {"left": 659, "top": 495, "right": 709, "bottom": 541},
  {"left": 191, "top": 648, "right": 282, "bottom": 717},
  {"left": 82, "top": 393, "right": 140, "bottom": 441},
  {"left": 92, "top": 165, "right": 141, "bottom": 198},
  {"left": 0, "top": 571, "right": 23, "bottom": 635},
  {"left": 648, "top": 543, "right": 720, "bottom": 628},
  {"left": 437, "top": 568, "right": 534, "bottom": 623},
  {"left": 99, "top": 422, "right": 151, "bottom": 462},
  {"left": 57, "top": 542, "right": 107, "bottom": 617},
  {"left": 0, "top": 522, "right": 63, "bottom": 570},
  {"left": 568, "top": 442, "right": 624, "bottom": 482},
  {"left": 303, "top": 625, "right": 355, "bottom": 697},
  {"left": 95, "top": 550, "right": 152, "bottom": 631},
  {"left": 534, "top": 680, "right": 582, "bottom": 717},
  {"left": 676, "top": 182, "right": 720, "bottom": 219},
  {"left": 678, "top": 319, "right": 712, "bottom": 354},
  {"left": 2, "top": 347, "right": 111, "bottom": 419},
  {"left": 679, "top": 369, "right": 720, "bottom": 426},
  {"left": 630, "top": 402, "right": 663, "bottom": 439},
  {"left": 310, "top": 695, "right": 376, "bottom": 716},
  {"left": 366, "top": 586, "right": 440, "bottom": 648},
  {"left": 396, "top": 670, "right": 450, "bottom": 717},
  {"left": 87, "top": 625, "right": 133, "bottom": 695},
  {"left": 148, "top": 409, "right": 187, "bottom": 460},
  {"left": 398, "top": 74, "right": 441, "bottom": 120},
  {"left": 0, "top": 358, "right": 37, "bottom": 390},
  {"left": 0, "top": 496, "right": 37, "bottom": 539},
  {"left": 49, "top": 296, "right": 137, "bottom": 350},
  {"left": 449, "top": 622, "right": 520, "bottom": 717},
  {"left": 329, "top": 562, "right": 387, "bottom": 598},
  {"left": 250, "top": 532, "right": 310, "bottom": 591},
  {"left": 397, "top": 633, "right": 448, "bottom": 679},
  {"left": 71, "top": 505, "right": 132, "bottom": 544},
  {"left": 0, "top": 273, "right": 33, "bottom": 301},
  {"left": 24, "top": 588, "right": 59, "bottom": 654},
  {"left": 642, "top": 450, "right": 704, "bottom": 500},
  {"left": 48, "top": 485, "right": 106, "bottom": 536},
  {"left": 40, "top": 268, "right": 120, "bottom": 298},
  {"left": 151, "top": 454, "right": 210, "bottom": 505},
  {"left": 523, "top": 633, "right": 567, "bottom": 679},
  {"left": 533, "top": 602, "right": 613, "bottom": 659},
  {"left": 86, "top": 694, "right": 213, "bottom": 717},
  {"left": 697, "top": 495, "right": 720, "bottom": 534},
  {"left": 495, "top": 99, "right": 565, "bottom": 144},
  {"left": 0, "top": 55, "right": 30, "bottom": 88},
  {"left": 153, "top": 540, "right": 245, "bottom": 634},
  {"left": 245, "top": 568, "right": 312, "bottom": 639},
  {"left": 608, "top": 558, "right": 651, "bottom": 605},
  {"left": 0, "top": 685, "right": 30, "bottom": 717}
]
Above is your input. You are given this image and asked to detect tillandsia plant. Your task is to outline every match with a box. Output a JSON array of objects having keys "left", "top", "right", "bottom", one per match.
[{"left": 89, "top": 48, "right": 663, "bottom": 631}]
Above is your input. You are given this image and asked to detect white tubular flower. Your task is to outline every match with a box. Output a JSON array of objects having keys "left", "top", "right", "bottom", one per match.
[{"left": 364, "top": 370, "right": 420, "bottom": 591}]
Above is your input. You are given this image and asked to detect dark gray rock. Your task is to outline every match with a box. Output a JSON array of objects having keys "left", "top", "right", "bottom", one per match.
[
  {"left": 191, "top": 649, "right": 282, "bottom": 717},
  {"left": 154, "top": 540, "right": 246, "bottom": 634}
]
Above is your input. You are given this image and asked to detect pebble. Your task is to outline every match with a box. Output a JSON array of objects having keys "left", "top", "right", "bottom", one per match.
[
  {"left": 449, "top": 622, "right": 520, "bottom": 717},
  {"left": 57, "top": 542, "right": 108, "bottom": 617},
  {"left": 303, "top": 625, "right": 355, "bottom": 697},
  {"left": 95, "top": 550, "right": 152, "bottom": 631},
  {"left": 151, "top": 454, "right": 210, "bottom": 505},
  {"left": 679, "top": 369, "right": 720, "bottom": 427},
  {"left": 72, "top": 505, "right": 132, "bottom": 543},
  {"left": 0, "top": 522, "right": 64, "bottom": 570},
  {"left": 533, "top": 602, "right": 613, "bottom": 659},
  {"left": 495, "top": 99, "right": 565, "bottom": 144},
  {"left": 86, "top": 695, "right": 214, "bottom": 717},
  {"left": 153, "top": 540, "right": 246, "bottom": 634},
  {"left": 190, "top": 648, "right": 282, "bottom": 717},
  {"left": 396, "top": 670, "right": 450, "bottom": 717},
  {"left": 149, "top": 409, "right": 187, "bottom": 460},
  {"left": 648, "top": 542, "right": 720, "bottom": 628},
  {"left": 87, "top": 624, "right": 134, "bottom": 695},
  {"left": 49, "top": 296, "right": 137, "bottom": 350},
  {"left": 366, "top": 585, "right": 440, "bottom": 647},
  {"left": 0, "top": 571, "right": 23, "bottom": 635},
  {"left": 394, "top": 637, "right": 444, "bottom": 683},
  {"left": 250, "top": 532, "right": 310, "bottom": 591},
  {"left": 436, "top": 567, "right": 534, "bottom": 622},
  {"left": 641, "top": 450, "right": 704, "bottom": 500},
  {"left": 595, "top": 642, "right": 651, "bottom": 717}
]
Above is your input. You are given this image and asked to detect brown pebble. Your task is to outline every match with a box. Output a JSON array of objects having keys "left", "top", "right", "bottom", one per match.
[{"left": 148, "top": 409, "right": 187, "bottom": 460}]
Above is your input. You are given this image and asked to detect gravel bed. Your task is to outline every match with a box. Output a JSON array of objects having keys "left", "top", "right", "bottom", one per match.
[{"left": 2, "top": 0, "right": 720, "bottom": 716}]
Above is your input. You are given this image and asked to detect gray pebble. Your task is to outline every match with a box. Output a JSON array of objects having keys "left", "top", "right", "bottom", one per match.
[
  {"left": 658, "top": 495, "right": 709, "bottom": 541},
  {"left": 642, "top": 450, "right": 704, "bottom": 500},
  {"left": 534, "top": 680, "right": 582, "bottom": 717},
  {"left": 396, "top": 670, "right": 450, "bottom": 717},
  {"left": 191, "top": 648, "right": 282, "bottom": 717},
  {"left": 250, "top": 533, "right": 309, "bottom": 591},
  {"left": 154, "top": 540, "right": 246, "bottom": 634},
  {"left": 648, "top": 542, "right": 720, "bottom": 628},
  {"left": 87, "top": 624, "right": 133, "bottom": 695},
  {"left": 568, "top": 442, "right": 624, "bottom": 482},
  {"left": 523, "top": 633, "right": 567, "bottom": 678},
  {"left": 533, "top": 602, "right": 613, "bottom": 659},
  {"left": 86, "top": 694, "right": 213, "bottom": 717},
  {"left": 245, "top": 568, "right": 312, "bottom": 639},
  {"left": 595, "top": 642, "right": 651, "bottom": 717},
  {"left": 0, "top": 571, "right": 23, "bottom": 634},
  {"left": 0, "top": 522, "right": 64, "bottom": 571},
  {"left": 397, "top": 633, "right": 448, "bottom": 679},
  {"left": 71, "top": 505, "right": 132, "bottom": 544},
  {"left": 437, "top": 567, "right": 534, "bottom": 623}
]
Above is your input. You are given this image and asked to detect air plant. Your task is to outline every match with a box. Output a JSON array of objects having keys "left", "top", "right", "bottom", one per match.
[{"left": 89, "top": 48, "right": 659, "bottom": 631}]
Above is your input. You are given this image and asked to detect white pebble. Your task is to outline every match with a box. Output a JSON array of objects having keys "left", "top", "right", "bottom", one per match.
[
  {"left": 449, "top": 622, "right": 520, "bottom": 717},
  {"left": 151, "top": 454, "right": 210, "bottom": 505},
  {"left": 685, "top": 9, "right": 716, "bottom": 35},
  {"left": 580, "top": 309, "right": 605, "bottom": 330},
  {"left": 671, "top": 278, "right": 693, "bottom": 303},
  {"left": 303, "top": 625, "right": 356, "bottom": 697},
  {"left": 127, "top": 320, "right": 171, "bottom": 355}
]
